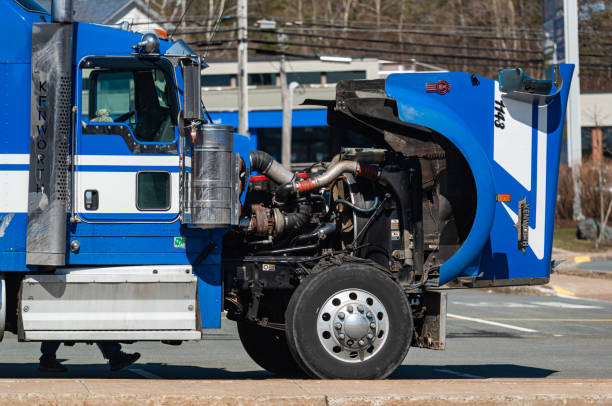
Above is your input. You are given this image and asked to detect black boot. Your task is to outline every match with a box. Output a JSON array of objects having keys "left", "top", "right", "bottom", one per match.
[
  {"left": 109, "top": 352, "right": 141, "bottom": 371},
  {"left": 38, "top": 358, "right": 68, "bottom": 372}
]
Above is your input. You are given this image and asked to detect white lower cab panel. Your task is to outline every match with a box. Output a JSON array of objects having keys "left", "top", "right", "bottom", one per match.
[
  {"left": 20, "top": 265, "right": 202, "bottom": 341},
  {"left": 24, "top": 330, "right": 202, "bottom": 341}
]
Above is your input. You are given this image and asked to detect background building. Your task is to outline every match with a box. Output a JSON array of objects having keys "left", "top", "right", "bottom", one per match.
[
  {"left": 202, "top": 58, "right": 437, "bottom": 164},
  {"left": 581, "top": 90, "right": 612, "bottom": 159}
]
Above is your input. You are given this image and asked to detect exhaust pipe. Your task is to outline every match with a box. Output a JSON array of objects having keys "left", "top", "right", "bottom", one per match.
[{"left": 51, "top": 0, "right": 73, "bottom": 23}]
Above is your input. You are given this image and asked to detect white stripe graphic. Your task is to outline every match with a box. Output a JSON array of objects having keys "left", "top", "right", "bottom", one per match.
[
  {"left": 76, "top": 172, "right": 179, "bottom": 214},
  {"left": 0, "top": 171, "right": 29, "bottom": 213},
  {"left": 501, "top": 104, "right": 548, "bottom": 260},
  {"left": 493, "top": 87, "right": 532, "bottom": 190},
  {"left": 0, "top": 154, "right": 29, "bottom": 165},
  {"left": 76, "top": 155, "right": 179, "bottom": 167}
]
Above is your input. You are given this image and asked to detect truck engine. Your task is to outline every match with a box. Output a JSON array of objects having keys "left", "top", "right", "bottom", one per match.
[{"left": 222, "top": 79, "right": 478, "bottom": 379}]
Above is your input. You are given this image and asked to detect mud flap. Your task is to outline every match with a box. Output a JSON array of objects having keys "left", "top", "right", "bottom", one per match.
[{"left": 412, "top": 291, "right": 446, "bottom": 350}]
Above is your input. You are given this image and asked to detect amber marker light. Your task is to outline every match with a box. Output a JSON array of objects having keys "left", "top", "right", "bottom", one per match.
[{"left": 496, "top": 194, "right": 512, "bottom": 202}]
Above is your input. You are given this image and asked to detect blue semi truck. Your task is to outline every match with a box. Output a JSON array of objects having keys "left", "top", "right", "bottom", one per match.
[{"left": 0, "top": 0, "right": 573, "bottom": 379}]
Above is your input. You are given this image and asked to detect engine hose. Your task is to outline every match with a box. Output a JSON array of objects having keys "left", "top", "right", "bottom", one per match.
[
  {"left": 284, "top": 211, "right": 309, "bottom": 231},
  {"left": 291, "top": 222, "right": 336, "bottom": 246},
  {"left": 276, "top": 160, "right": 380, "bottom": 202},
  {"left": 250, "top": 150, "right": 294, "bottom": 185},
  {"left": 334, "top": 197, "right": 380, "bottom": 214},
  {"left": 257, "top": 244, "right": 318, "bottom": 255}
]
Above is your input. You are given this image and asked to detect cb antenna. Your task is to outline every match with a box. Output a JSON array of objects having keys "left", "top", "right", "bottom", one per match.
[
  {"left": 169, "top": 0, "right": 196, "bottom": 41},
  {"left": 203, "top": 5, "right": 226, "bottom": 60}
]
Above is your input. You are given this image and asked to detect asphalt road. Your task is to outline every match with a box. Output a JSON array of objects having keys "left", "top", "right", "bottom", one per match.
[
  {"left": 0, "top": 290, "right": 610, "bottom": 380},
  {"left": 580, "top": 261, "right": 612, "bottom": 271}
]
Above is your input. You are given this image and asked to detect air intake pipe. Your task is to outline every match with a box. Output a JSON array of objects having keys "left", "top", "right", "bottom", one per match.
[
  {"left": 51, "top": 0, "right": 73, "bottom": 23},
  {"left": 276, "top": 160, "right": 380, "bottom": 202},
  {"left": 250, "top": 150, "right": 294, "bottom": 185}
]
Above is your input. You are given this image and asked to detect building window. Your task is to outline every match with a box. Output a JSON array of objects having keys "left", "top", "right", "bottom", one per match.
[
  {"left": 287, "top": 72, "right": 322, "bottom": 85},
  {"left": 581, "top": 126, "right": 612, "bottom": 157},
  {"left": 137, "top": 171, "right": 171, "bottom": 211},
  {"left": 202, "top": 74, "right": 234, "bottom": 87},
  {"left": 326, "top": 70, "right": 366, "bottom": 84},
  {"left": 248, "top": 73, "right": 276, "bottom": 86}
]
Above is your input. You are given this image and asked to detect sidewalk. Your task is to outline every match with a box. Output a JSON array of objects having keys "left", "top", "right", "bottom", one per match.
[{"left": 0, "top": 378, "right": 610, "bottom": 405}]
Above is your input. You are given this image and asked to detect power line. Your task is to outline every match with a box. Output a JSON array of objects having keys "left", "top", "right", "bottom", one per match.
[
  {"left": 246, "top": 15, "right": 545, "bottom": 34},
  {"left": 247, "top": 27, "right": 543, "bottom": 55},
  {"left": 248, "top": 38, "right": 541, "bottom": 64},
  {"left": 261, "top": 21, "right": 544, "bottom": 43}
]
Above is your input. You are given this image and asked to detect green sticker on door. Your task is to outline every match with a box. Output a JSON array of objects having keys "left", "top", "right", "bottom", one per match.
[{"left": 174, "top": 237, "right": 186, "bottom": 249}]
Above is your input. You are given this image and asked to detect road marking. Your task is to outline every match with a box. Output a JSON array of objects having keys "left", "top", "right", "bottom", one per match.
[
  {"left": 452, "top": 300, "right": 603, "bottom": 309},
  {"left": 461, "top": 318, "right": 612, "bottom": 322},
  {"left": 433, "top": 368, "right": 485, "bottom": 379},
  {"left": 128, "top": 368, "right": 164, "bottom": 379},
  {"left": 552, "top": 285, "right": 575, "bottom": 296},
  {"left": 574, "top": 256, "right": 591, "bottom": 263},
  {"left": 451, "top": 301, "right": 538, "bottom": 308},
  {"left": 447, "top": 313, "right": 538, "bottom": 333},
  {"left": 531, "top": 301, "right": 602, "bottom": 309}
]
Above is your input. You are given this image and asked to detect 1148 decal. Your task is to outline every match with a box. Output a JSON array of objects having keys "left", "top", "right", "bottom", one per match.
[{"left": 494, "top": 99, "right": 506, "bottom": 129}]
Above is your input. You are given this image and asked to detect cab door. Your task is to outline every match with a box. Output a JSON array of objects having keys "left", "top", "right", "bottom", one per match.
[{"left": 74, "top": 58, "right": 181, "bottom": 223}]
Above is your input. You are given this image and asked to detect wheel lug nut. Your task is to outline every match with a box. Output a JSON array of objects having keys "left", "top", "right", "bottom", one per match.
[
  {"left": 338, "top": 312, "right": 345, "bottom": 320},
  {"left": 366, "top": 312, "right": 373, "bottom": 318},
  {"left": 339, "top": 333, "right": 345, "bottom": 340},
  {"left": 357, "top": 305, "right": 364, "bottom": 313},
  {"left": 370, "top": 322, "right": 376, "bottom": 329},
  {"left": 335, "top": 322, "right": 342, "bottom": 330},
  {"left": 347, "top": 305, "right": 353, "bottom": 313},
  {"left": 358, "top": 340, "right": 365, "bottom": 346},
  {"left": 367, "top": 333, "right": 374, "bottom": 339}
]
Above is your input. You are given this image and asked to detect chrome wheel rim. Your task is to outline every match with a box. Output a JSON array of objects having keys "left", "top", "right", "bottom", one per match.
[{"left": 316, "top": 288, "right": 389, "bottom": 363}]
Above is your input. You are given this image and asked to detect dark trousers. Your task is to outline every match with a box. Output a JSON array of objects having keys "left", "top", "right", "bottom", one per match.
[{"left": 40, "top": 341, "right": 122, "bottom": 361}]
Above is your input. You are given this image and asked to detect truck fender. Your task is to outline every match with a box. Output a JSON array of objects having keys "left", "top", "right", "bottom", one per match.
[{"left": 385, "top": 74, "right": 496, "bottom": 285}]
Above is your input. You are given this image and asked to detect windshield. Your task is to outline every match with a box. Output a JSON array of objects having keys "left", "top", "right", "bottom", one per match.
[{"left": 14, "top": 0, "right": 49, "bottom": 13}]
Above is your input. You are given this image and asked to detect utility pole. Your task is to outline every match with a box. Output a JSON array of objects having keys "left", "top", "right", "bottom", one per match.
[
  {"left": 564, "top": 0, "right": 583, "bottom": 220},
  {"left": 279, "top": 31, "right": 291, "bottom": 168},
  {"left": 237, "top": 0, "right": 248, "bottom": 136}
]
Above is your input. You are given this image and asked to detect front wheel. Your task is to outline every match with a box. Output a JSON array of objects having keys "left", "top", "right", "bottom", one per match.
[{"left": 285, "top": 263, "right": 413, "bottom": 379}]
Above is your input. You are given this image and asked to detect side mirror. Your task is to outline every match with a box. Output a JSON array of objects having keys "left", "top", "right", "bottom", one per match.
[
  {"left": 498, "top": 68, "right": 525, "bottom": 93},
  {"left": 498, "top": 67, "right": 553, "bottom": 96},
  {"left": 182, "top": 63, "right": 202, "bottom": 121}
]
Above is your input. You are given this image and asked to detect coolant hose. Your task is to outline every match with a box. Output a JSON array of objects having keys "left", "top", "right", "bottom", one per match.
[
  {"left": 250, "top": 150, "right": 294, "bottom": 185},
  {"left": 291, "top": 223, "right": 337, "bottom": 246},
  {"left": 285, "top": 212, "right": 309, "bottom": 230}
]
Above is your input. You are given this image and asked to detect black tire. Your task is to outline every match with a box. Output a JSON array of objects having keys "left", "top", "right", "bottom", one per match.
[
  {"left": 285, "top": 263, "right": 413, "bottom": 379},
  {"left": 237, "top": 321, "right": 305, "bottom": 377}
]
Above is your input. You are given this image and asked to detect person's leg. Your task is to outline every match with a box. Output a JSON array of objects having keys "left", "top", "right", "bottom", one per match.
[
  {"left": 38, "top": 341, "right": 67, "bottom": 372},
  {"left": 96, "top": 342, "right": 140, "bottom": 371},
  {"left": 40, "top": 341, "right": 61, "bottom": 361},
  {"left": 96, "top": 342, "right": 122, "bottom": 360}
]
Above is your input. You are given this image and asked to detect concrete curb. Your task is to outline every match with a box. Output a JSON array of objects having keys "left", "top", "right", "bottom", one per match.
[
  {"left": 0, "top": 379, "right": 609, "bottom": 405},
  {"left": 1, "top": 393, "right": 611, "bottom": 405}
]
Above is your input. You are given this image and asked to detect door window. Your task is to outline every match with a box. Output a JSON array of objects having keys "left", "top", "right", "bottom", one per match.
[
  {"left": 86, "top": 68, "right": 175, "bottom": 143},
  {"left": 136, "top": 171, "right": 171, "bottom": 211}
]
